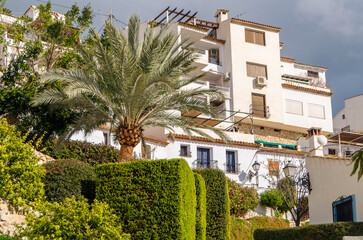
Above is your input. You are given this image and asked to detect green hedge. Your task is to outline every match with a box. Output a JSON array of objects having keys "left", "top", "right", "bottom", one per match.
[
  {"left": 254, "top": 221, "right": 363, "bottom": 240},
  {"left": 42, "top": 139, "right": 118, "bottom": 166},
  {"left": 43, "top": 159, "right": 96, "bottom": 202},
  {"left": 194, "top": 168, "right": 230, "bottom": 240},
  {"left": 0, "top": 235, "right": 18, "bottom": 240},
  {"left": 194, "top": 173, "right": 207, "bottom": 240},
  {"left": 96, "top": 159, "right": 196, "bottom": 240},
  {"left": 231, "top": 216, "right": 290, "bottom": 240}
]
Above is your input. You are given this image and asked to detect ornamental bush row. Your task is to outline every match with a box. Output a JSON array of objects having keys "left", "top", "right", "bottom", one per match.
[
  {"left": 194, "top": 173, "right": 207, "bottom": 240},
  {"left": 194, "top": 168, "right": 230, "bottom": 240},
  {"left": 96, "top": 159, "right": 197, "bottom": 240},
  {"left": 254, "top": 221, "right": 363, "bottom": 240}
]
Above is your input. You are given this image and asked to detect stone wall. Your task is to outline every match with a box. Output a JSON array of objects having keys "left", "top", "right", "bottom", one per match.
[
  {"left": 0, "top": 200, "right": 25, "bottom": 236},
  {"left": 238, "top": 123, "right": 302, "bottom": 145}
]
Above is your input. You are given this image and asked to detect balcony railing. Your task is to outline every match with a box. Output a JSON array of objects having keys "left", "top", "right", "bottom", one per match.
[
  {"left": 192, "top": 159, "right": 218, "bottom": 169},
  {"left": 224, "top": 163, "right": 241, "bottom": 174},
  {"left": 250, "top": 104, "right": 271, "bottom": 118}
]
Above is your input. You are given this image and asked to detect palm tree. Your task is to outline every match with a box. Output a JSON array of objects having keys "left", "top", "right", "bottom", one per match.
[
  {"left": 33, "top": 15, "right": 229, "bottom": 162},
  {"left": 351, "top": 149, "right": 363, "bottom": 180}
]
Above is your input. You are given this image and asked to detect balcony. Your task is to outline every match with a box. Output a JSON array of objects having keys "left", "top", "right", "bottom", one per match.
[
  {"left": 224, "top": 162, "right": 241, "bottom": 174},
  {"left": 179, "top": 150, "right": 192, "bottom": 158},
  {"left": 250, "top": 104, "right": 271, "bottom": 118},
  {"left": 192, "top": 159, "right": 218, "bottom": 169}
]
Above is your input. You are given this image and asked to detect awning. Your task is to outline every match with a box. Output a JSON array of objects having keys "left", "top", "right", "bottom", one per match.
[{"left": 329, "top": 132, "right": 363, "bottom": 144}]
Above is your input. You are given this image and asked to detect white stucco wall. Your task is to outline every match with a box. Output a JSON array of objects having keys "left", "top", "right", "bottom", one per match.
[
  {"left": 306, "top": 156, "right": 363, "bottom": 224},
  {"left": 334, "top": 94, "right": 363, "bottom": 133}
]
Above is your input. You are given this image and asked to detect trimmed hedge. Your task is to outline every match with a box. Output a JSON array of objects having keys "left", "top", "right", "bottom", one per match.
[
  {"left": 231, "top": 216, "right": 290, "bottom": 240},
  {"left": 42, "top": 139, "right": 118, "bottom": 166},
  {"left": 96, "top": 159, "right": 196, "bottom": 240},
  {"left": 194, "top": 173, "right": 207, "bottom": 240},
  {"left": 194, "top": 168, "right": 230, "bottom": 240},
  {"left": 43, "top": 159, "right": 96, "bottom": 202},
  {"left": 254, "top": 221, "right": 363, "bottom": 240}
]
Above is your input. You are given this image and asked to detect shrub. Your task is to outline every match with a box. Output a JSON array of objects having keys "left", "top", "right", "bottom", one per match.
[
  {"left": 260, "top": 189, "right": 284, "bottom": 216},
  {"left": 231, "top": 216, "right": 290, "bottom": 240},
  {"left": 43, "top": 159, "right": 96, "bottom": 202},
  {"left": 18, "top": 197, "right": 129, "bottom": 240},
  {"left": 254, "top": 221, "right": 363, "bottom": 240},
  {"left": 194, "top": 168, "right": 230, "bottom": 240},
  {"left": 42, "top": 138, "right": 118, "bottom": 166},
  {"left": 96, "top": 159, "right": 196, "bottom": 240},
  {"left": 228, "top": 178, "right": 259, "bottom": 217},
  {"left": 0, "top": 119, "right": 45, "bottom": 212},
  {"left": 194, "top": 173, "right": 207, "bottom": 240}
]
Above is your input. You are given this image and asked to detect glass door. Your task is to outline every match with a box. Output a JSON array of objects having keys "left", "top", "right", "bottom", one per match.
[
  {"left": 226, "top": 151, "right": 235, "bottom": 173},
  {"left": 197, "top": 148, "right": 210, "bottom": 168}
]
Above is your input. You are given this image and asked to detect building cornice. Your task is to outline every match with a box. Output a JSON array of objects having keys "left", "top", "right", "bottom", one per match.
[
  {"left": 202, "top": 36, "right": 225, "bottom": 44},
  {"left": 168, "top": 134, "right": 260, "bottom": 148},
  {"left": 282, "top": 83, "right": 333, "bottom": 96},
  {"left": 281, "top": 57, "right": 295, "bottom": 63},
  {"left": 230, "top": 18, "right": 281, "bottom": 32},
  {"left": 294, "top": 62, "right": 328, "bottom": 71}
]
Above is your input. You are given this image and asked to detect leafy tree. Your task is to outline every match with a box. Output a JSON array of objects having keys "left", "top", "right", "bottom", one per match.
[
  {"left": 228, "top": 179, "right": 259, "bottom": 217},
  {"left": 18, "top": 197, "right": 130, "bottom": 239},
  {"left": 260, "top": 189, "right": 284, "bottom": 217},
  {"left": 33, "top": 15, "right": 229, "bottom": 161},
  {"left": 0, "top": 119, "right": 45, "bottom": 212},
  {"left": 351, "top": 148, "right": 363, "bottom": 180}
]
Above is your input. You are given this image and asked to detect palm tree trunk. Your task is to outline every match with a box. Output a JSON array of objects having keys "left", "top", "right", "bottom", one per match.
[
  {"left": 116, "top": 124, "right": 142, "bottom": 162},
  {"left": 118, "top": 145, "right": 134, "bottom": 162}
]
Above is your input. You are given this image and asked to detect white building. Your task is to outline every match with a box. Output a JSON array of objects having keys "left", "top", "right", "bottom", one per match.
[
  {"left": 334, "top": 94, "right": 363, "bottom": 133},
  {"left": 72, "top": 8, "right": 333, "bottom": 195}
]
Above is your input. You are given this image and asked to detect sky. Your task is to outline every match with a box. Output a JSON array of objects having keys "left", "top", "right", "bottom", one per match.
[{"left": 6, "top": 0, "right": 363, "bottom": 116}]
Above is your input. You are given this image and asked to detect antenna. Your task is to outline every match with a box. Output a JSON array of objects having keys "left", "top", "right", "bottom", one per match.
[
  {"left": 110, "top": 8, "right": 113, "bottom": 24},
  {"left": 234, "top": 12, "right": 246, "bottom": 18}
]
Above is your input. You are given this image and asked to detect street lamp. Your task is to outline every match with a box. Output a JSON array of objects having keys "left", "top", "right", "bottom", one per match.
[
  {"left": 283, "top": 161, "right": 312, "bottom": 193},
  {"left": 283, "top": 161, "right": 297, "bottom": 177},
  {"left": 249, "top": 161, "right": 260, "bottom": 187}
]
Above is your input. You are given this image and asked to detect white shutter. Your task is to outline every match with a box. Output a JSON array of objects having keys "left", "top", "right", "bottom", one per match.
[
  {"left": 285, "top": 100, "right": 303, "bottom": 115},
  {"left": 308, "top": 104, "right": 325, "bottom": 119}
]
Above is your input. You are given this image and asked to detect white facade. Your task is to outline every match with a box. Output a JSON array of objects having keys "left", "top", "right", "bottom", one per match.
[{"left": 334, "top": 94, "right": 363, "bottom": 133}]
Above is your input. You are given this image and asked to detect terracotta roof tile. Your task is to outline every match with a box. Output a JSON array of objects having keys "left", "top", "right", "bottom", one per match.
[
  {"left": 281, "top": 57, "right": 295, "bottom": 63},
  {"left": 282, "top": 74, "right": 310, "bottom": 82},
  {"left": 282, "top": 83, "right": 333, "bottom": 96},
  {"left": 178, "top": 22, "right": 209, "bottom": 32},
  {"left": 202, "top": 36, "right": 225, "bottom": 44}
]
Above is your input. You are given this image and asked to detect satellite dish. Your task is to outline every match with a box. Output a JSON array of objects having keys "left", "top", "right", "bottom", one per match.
[{"left": 317, "top": 135, "right": 328, "bottom": 146}]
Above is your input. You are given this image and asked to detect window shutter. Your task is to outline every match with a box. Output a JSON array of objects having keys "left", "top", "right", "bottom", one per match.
[
  {"left": 308, "top": 104, "right": 325, "bottom": 119},
  {"left": 286, "top": 99, "right": 303, "bottom": 115},
  {"left": 255, "top": 32, "right": 265, "bottom": 45},
  {"left": 245, "top": 29, "right": 254, "bottom": 43},
  {"left": 268, "top": 161, "right": 280, "bottom": 177}
]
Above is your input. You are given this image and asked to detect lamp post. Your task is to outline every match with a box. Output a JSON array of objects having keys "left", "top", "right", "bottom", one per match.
[
  {"left": 283, "top": 161, "right": 311, "bottom": 193},
  {"left": 250, "top": 161, "right": 260, "bottom": 187}
]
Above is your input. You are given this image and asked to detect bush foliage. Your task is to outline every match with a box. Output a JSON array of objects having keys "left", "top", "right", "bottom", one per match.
[
  {"left": 254, "top": 221, "right": 363, "bottom": 240},
  {"left": 0, "top": 119, "right": 45, "bottom": 211},
  {"left": 194, "top": 168, "right": 230, "bottom": 240},
  {"left": 194, "top": 173, "right": 207, "bottom": 240},
  {"left": 43, "top": 159, "right": 96, "bottom": 202},
  {"left": 42, "top": 139, "right": 118, "bottom": 166},
  {"left": 96, "top": 159, "right": 196, "bottom": 240},
  {"left": 228, "top": 179, "right": 259, "bottom": 217},
  {"left": 18, "top": 197, "right": 129, "bottom": 240},
  {"left": 231, "top": 216, "right": 289, "bottom": 240}
]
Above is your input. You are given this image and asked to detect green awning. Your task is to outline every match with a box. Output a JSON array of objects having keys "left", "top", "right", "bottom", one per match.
[{"left": 254, "top": 140, "right": 296, "bottom": 148}]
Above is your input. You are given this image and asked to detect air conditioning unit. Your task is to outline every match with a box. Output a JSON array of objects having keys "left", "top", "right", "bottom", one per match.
[{"left": 256, "top": 76, "right": 267, "bottom": 87}]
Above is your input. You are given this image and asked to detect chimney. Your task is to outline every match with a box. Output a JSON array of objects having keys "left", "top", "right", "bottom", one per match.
[
  {"left": 215, "top": 9, "right": 229, "bottom": 23},
  {"left": 306, "top": 127, "right": 327, "bottom": 157}
]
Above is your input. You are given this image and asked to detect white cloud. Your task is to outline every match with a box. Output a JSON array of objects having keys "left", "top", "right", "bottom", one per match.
[{"left": 295, "top": 0, "right": 363, "bottom": 36}]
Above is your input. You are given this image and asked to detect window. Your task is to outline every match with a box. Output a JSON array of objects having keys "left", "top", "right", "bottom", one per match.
[
  {"left": 342, "top": 114, "right": 345, "bottom": 119},
  {"left": 103, "top": 132, "right": 109, "bottom": 145},
  {"left": 251, "top": 93, "right": 267, "bottom": 118},
  {"left": 141, "top": 144, "right": 152, "bottom": 159},
  {"left": 268, "top": 160, "right": 279, "bottom": 177},
  {"left": 332, "top": 195, "right": 357, "bottom": 223},
  {"left": 342, "top": 125, "right": 351, "bottom": 132},
  {"left": 345, "top": 151, "right": 352, "bottom": 157},
  {"left": 180, "top": 145, "right": 191, "bottom": 157},
  {"left": 247, "top": 62, "right": 267, "bottom": 78},
  {"left": 208, "top": 49, "right": 220, "bottom": 65},
  {"left": 226, "top": 151, "right": 237, "bottom": 173},
  {"left": 245, "top": 29, "right": 265, "bottom": 46},
  {"left": 308, "top": 70, "right": 319, "bottom": 78},
  {"left": 285, "top": 99, "right": 303, "bottom": 115},
  {"left": 308, "top": 104, "right": 325, "bottom": 119},
  {"left": 328, "top": 148, "right": 336, "bottom": 155}
]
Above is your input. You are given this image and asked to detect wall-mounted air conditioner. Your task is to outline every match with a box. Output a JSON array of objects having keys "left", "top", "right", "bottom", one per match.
[{"left": 256, "top": 76, "right": 267, "bottom": 87}]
